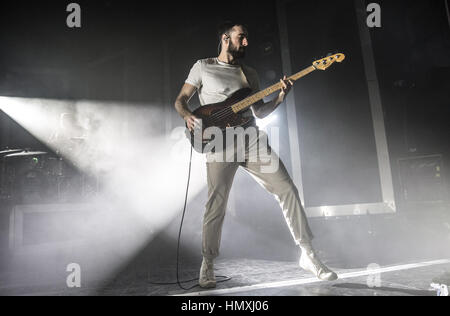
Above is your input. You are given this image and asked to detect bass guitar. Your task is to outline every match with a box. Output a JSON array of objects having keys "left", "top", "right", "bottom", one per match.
[{"left": 186, "top": 53, "right": 345, "bottom": 153}]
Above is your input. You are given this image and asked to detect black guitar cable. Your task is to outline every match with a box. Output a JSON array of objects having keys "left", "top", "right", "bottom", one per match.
[
  {"left": 149, "top": 144, "right": 231, "bottom": 291},
  {"left": 175, "top": 144, "right": 196, "bottom": 290}
]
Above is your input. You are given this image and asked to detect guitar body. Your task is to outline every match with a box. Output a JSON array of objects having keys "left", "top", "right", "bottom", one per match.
[{"left": 185, "top": 88, "right": 255, "bottom": 153}]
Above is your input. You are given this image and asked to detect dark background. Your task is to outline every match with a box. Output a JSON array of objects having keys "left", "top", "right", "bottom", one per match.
[
  {"left": 0, "top": 0, "right": 449, "bottom": 289},
  {"left": 1, "top": 0, "right": 449, "bottom": 209}
]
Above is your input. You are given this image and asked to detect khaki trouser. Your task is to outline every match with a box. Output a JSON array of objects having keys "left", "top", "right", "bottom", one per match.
[{"left": 202, "top": 127, "right": 313, "bottom": 259}]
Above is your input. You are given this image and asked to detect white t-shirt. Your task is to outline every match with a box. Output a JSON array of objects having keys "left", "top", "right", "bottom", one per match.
[{"left": 185, "top": 57, "right": 260, "bottom": 118}]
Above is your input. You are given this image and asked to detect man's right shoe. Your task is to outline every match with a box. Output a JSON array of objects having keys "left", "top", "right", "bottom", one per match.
[
  {"left": 299, "top": 248, "right": 338, "bottom": 281},
  {"left": 199, "top": 257, "right": 216, "bottom": 288}
]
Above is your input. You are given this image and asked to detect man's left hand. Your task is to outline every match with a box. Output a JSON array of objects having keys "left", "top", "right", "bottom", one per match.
[{"left": 279, "top": 75, "right": 293, "bottom": 101}]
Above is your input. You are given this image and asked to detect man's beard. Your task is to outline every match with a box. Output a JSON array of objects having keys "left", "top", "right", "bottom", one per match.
[{"left": 228, "top": 43, "right": 246, "bottom": 59}]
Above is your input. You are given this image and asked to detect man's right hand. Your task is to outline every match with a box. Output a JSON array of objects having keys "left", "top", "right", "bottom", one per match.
[{"left": 184, "top": 114, "right": 201, "bottom": 132}]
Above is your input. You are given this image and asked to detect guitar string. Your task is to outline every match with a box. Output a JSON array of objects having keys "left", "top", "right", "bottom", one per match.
[
  {"left": 209, "top": 92, "right": 259, "bottom": 120},
  {"left": 207, "top": 75, "right": 299, "bottom": 122},
  {"left": 205, "top": 81, "right": 280, "bottom": 122},
  {"left": 205, "top": 96, "right": 262, "bottom": 125},
  {"left": 207, "top": 105, "right": 234, "bottom": 121},
  {"left": 207, "top": 89, "right": 270, "bottom": 122},
  {"left": 204, "top": 102, "right": 254, "bottom": 127},
  {"left": 208, "top": 87, "right": 276, "bottom": 123},
  {"left": 207, "top": 107, "right": 234, "bottom": 124}
]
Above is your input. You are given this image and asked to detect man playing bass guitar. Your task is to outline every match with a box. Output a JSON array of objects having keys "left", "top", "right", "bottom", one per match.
[{"left": 174, "top": 21, "right": 338, "bottom": 288}]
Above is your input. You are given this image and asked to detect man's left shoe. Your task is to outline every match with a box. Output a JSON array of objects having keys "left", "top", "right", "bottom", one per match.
[
  {"left": 299, "top": 249, "right": 338, "bottom": 281},
  {"left": 199, "top": 257, "right": 216, "bottom": 288}
]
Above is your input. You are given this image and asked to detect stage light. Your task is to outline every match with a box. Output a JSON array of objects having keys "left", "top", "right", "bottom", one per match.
[
  {"left": 0, "top": 96, "right": 207, "bottom": 285},
  {"left": 0, "top": 96, "right": 8, "bottom": 110}
]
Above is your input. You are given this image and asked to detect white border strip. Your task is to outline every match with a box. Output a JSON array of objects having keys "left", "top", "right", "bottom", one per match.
[{"left": 173, "top": 258, "right": 450, "bottom": 296}]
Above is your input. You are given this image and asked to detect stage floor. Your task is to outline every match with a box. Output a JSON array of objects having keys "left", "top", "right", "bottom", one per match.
[
  {"left": 1, "top": 257, "right": 449, "bottom": 296},
  {"left": 1, "top": 203, "right": 449, "bottom": 296}
]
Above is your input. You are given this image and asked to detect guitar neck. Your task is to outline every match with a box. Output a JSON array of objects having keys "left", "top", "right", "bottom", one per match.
[{"left": 231, "top": 65, "right": 316, "bottom": 113}]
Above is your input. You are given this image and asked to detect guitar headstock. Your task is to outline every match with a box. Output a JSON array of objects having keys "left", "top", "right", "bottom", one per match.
[{"left": 312, "top": 53, "right": 345, "bottom": 71}]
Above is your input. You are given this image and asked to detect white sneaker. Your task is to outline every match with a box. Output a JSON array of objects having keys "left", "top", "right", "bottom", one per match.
[
  {"left": 199, "top": 258, "right": 216, "bottom": 288},
  {"left": 299, "top": 248, "right": 338, "bottom": 281}
]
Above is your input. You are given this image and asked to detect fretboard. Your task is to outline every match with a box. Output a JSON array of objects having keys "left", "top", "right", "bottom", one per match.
[{"left": 231, "top": 65, "right": 316, "bottom": 113}]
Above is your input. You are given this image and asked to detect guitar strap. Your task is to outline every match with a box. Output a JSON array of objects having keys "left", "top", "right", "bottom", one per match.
[{"left": 239, "top": 63, "right": 258, "bottom": 93}]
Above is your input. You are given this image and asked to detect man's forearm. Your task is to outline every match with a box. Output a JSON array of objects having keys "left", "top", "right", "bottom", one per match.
[
  {"left": 174, "top": 98, "right": 193, "bottom": 119},
  {"left": 255, "top": 94, "right": 284, "bottom": 119}
]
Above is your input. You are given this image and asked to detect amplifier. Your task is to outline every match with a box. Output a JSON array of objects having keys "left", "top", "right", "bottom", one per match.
[{"left": 9, "top": 203, "right": 108, "bottom": 252}]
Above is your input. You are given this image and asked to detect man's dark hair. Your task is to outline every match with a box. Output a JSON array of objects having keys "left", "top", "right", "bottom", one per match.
[
  {"left": 217, "top": 21, "right": 247, "bottom": 53},
  {"left": 217, "top": 21, "right": 247, "bottom": 40}
]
